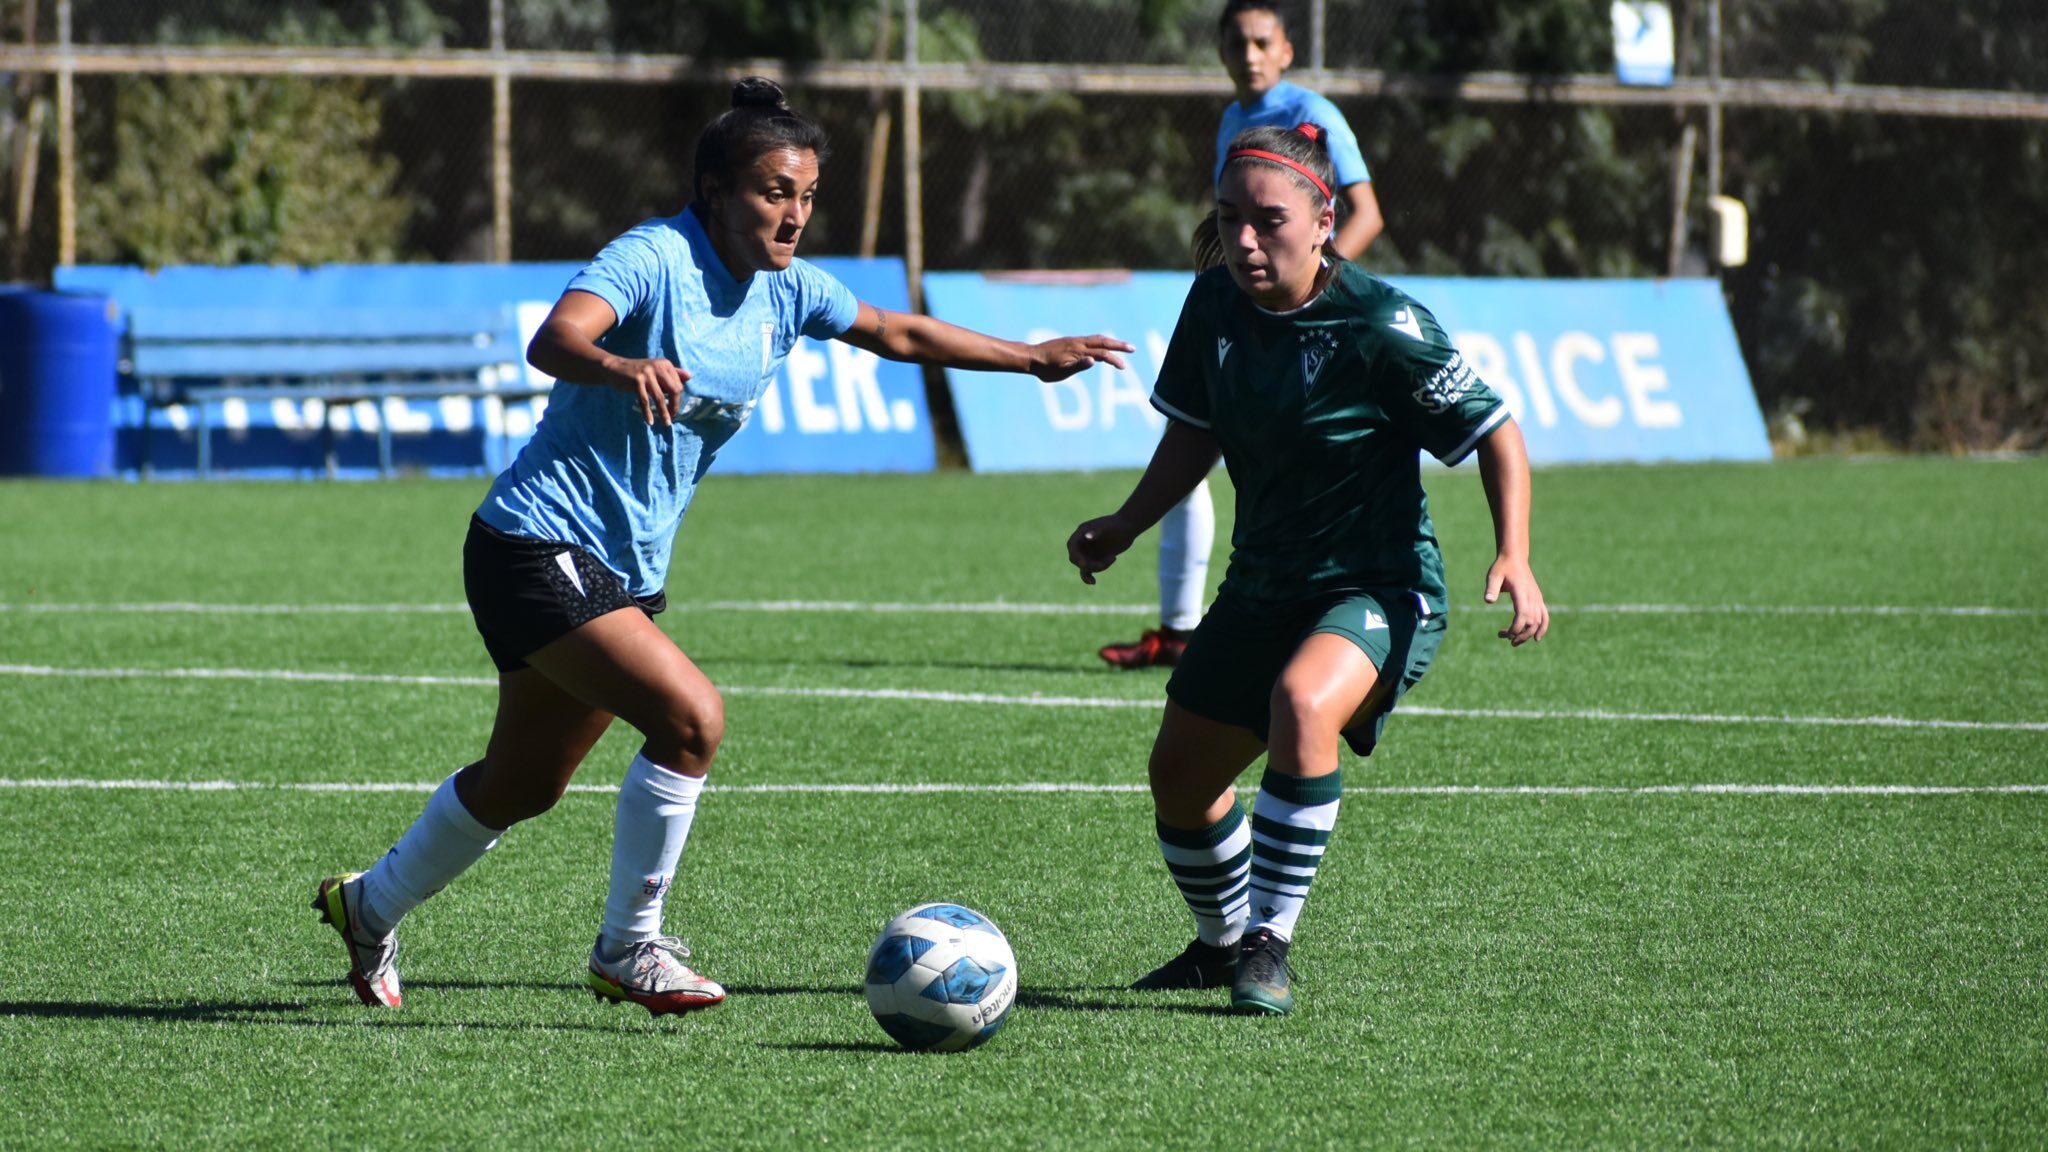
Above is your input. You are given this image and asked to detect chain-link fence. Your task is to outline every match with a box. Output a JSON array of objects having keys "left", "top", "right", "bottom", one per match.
[{"left": 3, "top": 0, "right": 2044, "bottom": 449}]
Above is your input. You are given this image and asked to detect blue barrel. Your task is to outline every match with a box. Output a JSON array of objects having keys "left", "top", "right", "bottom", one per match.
[{"left": 0, "top": 290, "right": 119, "bottom": 477}]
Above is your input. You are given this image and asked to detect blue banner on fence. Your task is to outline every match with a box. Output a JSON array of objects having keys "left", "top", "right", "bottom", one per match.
[
  {"left": 924, "top": 271, "right": 1769, "bottom": 471},
  {"left": 56, "top": 259, "right": 933, "bottom": 477}
]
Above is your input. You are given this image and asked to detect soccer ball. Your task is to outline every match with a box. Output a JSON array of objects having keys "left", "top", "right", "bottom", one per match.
[{"left": 864, "top": 902, "right": 1019, "bottom": 1052}]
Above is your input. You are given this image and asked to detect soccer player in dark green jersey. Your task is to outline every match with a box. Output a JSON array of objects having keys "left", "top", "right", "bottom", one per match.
[{"left": 1067, "top": 123, "right": 1549, "bottom": 1015}]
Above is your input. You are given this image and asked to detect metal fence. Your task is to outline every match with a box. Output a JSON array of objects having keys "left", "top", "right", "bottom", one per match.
[{"left": 3, "top": 0, "right": 2045, "bottom": 447}]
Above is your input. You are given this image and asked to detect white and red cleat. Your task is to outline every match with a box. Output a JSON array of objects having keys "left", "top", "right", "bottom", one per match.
[
  {"left": 587, "top": 935, "right": 725, "bottom": 1017},
  {"left": 312, "top": 873, "right": 402, "bottom": 1008}
]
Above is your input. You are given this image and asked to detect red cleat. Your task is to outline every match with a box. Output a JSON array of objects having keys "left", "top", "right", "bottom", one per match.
[{"left": 1098, "top": 628, "right": 1190, "bottom": 669}]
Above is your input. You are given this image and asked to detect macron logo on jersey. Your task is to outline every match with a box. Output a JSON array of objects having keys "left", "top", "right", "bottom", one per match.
[
  {"left": 1217, "top": 337, "right": 1233, "bottom": 366},
  {"left": 1389, "top": 309, "right": 1424, "bottom": 341}
]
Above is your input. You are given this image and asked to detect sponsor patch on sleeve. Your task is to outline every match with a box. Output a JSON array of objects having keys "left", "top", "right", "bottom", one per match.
[{"left": 1412, "top": 351, "right": 1478, "bottom": 414}]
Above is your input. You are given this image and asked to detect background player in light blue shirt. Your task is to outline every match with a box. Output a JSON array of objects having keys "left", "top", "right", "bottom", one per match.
[
  {"left": 1215, "top": 0, "right": 1381, "bottom": 259},
  {"left": 1100, "top": 0, "right": 1386, "bottom": 670},
  {"left": 313, "top": 78, "right": 1133, "bottom": 1017}
]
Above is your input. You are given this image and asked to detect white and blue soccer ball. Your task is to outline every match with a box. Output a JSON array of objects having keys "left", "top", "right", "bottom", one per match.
[{"left": 864, "top": 902, "right": 1018, "bottom": 1052}]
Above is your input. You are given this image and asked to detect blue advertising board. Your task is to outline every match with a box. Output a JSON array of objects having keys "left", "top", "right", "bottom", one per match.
[
  {"left": 924, "top": 273, "right": 1182, "bottom": 472},
  {"left": 56, "top": 258, "right": 933, "bottom": 477},
  {"left": 924, "top": 271, "right": 1769, "bottom": 470}
]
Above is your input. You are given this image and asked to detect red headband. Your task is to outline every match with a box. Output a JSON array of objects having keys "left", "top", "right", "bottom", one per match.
[
  {"left": 1223, "top": 123, "right": 1332, "bottom": 199},
  {"left": 1223, "top": 148, "right": 1332, "bottom": 200}
]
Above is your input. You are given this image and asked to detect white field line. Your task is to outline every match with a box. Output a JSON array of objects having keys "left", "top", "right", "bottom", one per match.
[
  {"left": 1396, "top": 704, "right": 2048, "bottom": 733},
  {"left": 0, "top": 599, "right": 2041, "bottom": 619},
  {"left": 2, "top": 661, "right": 2046, "bottom": 734},
  {"left": 1, "top": 777, "right": 2043, "bottom": 798}
]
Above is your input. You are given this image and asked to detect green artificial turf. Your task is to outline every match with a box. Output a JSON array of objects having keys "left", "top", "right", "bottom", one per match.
[{"left": 1, "top": 457, "right": 2044, "bottom": 1148}]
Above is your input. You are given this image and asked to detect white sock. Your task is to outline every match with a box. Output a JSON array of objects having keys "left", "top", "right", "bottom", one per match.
[
  {"left": 600, "top": 752, "right": 705, "bottom": 954},
  {"left": 1156, "top": 478, "right": 1214, "bottom": 632},
  {"left": 357, "top": 771, "right": 501, "bottom": 937}
]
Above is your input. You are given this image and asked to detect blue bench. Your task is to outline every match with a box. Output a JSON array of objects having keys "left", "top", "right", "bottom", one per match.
[{"left": 127, "top": 305, "right": 546, "bottom": 478}]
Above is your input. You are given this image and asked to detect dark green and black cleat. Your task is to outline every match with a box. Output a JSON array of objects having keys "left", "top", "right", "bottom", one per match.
[
  {"left": 1229, "top": 928, "right": 1294, "bottom": 1015},
  {"left": 1130, "top": 937, "right": 1239, "bottom": 990}
]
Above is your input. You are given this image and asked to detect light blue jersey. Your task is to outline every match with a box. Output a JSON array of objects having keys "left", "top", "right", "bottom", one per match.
[
  {"left": 1214, "top": 80, "right": 1370, "bottom": 189},
  {"left": 477, "top": 207, "right": 859, "bottom": 597}
]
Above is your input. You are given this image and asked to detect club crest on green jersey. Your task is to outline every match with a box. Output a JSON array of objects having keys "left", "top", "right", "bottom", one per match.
[{"left": 1299, "top": 328, "right": 1339, "bottom": 395}]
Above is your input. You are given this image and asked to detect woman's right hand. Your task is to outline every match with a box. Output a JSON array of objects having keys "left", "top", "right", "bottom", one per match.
[
  {"left": 1067, "top": 514, "right": 1138, "bottom": 585},
  {"left": 607, "top": 356, "right": 690, "bottom": 425}
]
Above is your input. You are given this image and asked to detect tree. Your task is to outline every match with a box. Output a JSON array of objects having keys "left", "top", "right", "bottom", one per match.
[
  {"left": 1351, "top": 0, "right": 1664, "bottom": 278},
  {"left": 1719, "top": 0, "right": 2048, "bottom": 449},
  {"left": 78, "top": 75, "right": 411, "bottom": 267},
  {"left": 919, "top": 0, "right": 1274, "bottom": 271},
  {"left": 62, "top": 1, "right": 453, "bottom": 268}
]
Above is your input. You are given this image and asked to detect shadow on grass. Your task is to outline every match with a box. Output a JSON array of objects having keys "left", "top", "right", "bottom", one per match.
[
  {"left": 758, "top": 984, "right": 1244, "bottom": 1052},
  {"left": 317, "top": 979, "right": 584, "bottom": 993},
  {"left": 722, "top": 984, "right": 1227, "bottom": 1016},
  {"left": 0, "top": 999, "right": 310, "bottom": 1023},
  {"left": 291, "top": 980, "right": 863, "bottom": 997},
  {"left": 1018, "top": 986, "right": 1241, "bottom": 1016},
  {"left": 724, "top": 983, "right": 864, "bottom": 998},
  {"left": 759, "top": 1040, "right": 906, "bottom": 1054},
  {"left": 0, "top": 998, "right": 648, "bottom": 1034}
]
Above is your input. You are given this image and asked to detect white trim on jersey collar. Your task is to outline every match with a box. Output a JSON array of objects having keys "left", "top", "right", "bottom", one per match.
[{"left": 1252, "top": 259, "right": 1335, "bottom": 317}]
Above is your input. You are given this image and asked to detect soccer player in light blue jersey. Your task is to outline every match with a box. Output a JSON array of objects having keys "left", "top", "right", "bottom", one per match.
[
  {"left": 1214, "top": 1, "right": 1382, "bottom": 259},
  {"left": 313, "top": 78, "right": 1133, "bottom": 1016},
  {"left": 1101, "top": 0, "right": 1386, "bottom": 670}
]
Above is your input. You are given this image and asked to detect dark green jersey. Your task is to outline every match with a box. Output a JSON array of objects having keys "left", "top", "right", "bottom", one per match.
[{"left": 1150, "top": 262, "right": 1508, "bottom": 606}]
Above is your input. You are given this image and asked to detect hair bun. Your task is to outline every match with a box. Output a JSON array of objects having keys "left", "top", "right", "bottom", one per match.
[{"left": 732, "top": 76, "right": 789, "bottom": 111}]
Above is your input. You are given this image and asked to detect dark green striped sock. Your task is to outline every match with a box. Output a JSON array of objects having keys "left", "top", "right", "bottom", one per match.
[
  {"left": 1156, "top": 804, "right": 1252, "bottom": 946},
  {"left": 1247, "top": 768, "right": 1342, "bottom": 941}
]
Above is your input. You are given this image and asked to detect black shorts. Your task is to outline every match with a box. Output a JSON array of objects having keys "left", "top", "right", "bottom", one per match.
[{"left": 463, "top": 516, "right": 667, "bottom": 673}]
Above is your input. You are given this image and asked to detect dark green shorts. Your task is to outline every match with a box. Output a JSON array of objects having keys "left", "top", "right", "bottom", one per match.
[{"left": 1164, "top": 586, "right": 1448, "bottom": 756}]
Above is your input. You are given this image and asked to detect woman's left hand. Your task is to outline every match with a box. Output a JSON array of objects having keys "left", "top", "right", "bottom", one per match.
[
  {"left": 1484, "top": 553, "right": 1550, "bottom": 646},
  {"left": 1028, "top": 336, "right": 1135, "bottom": 381}
]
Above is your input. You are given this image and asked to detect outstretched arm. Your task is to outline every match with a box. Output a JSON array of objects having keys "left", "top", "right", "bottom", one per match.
[
  {"left": 1067, "top": 420, "right": 1221, "bottom": 585},
  {"left": 1474, "top": 419, "right": 1549, "bottom": 645},
  {"left": 836, "top": 302, "right": 1133, "bottom": 381}
]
